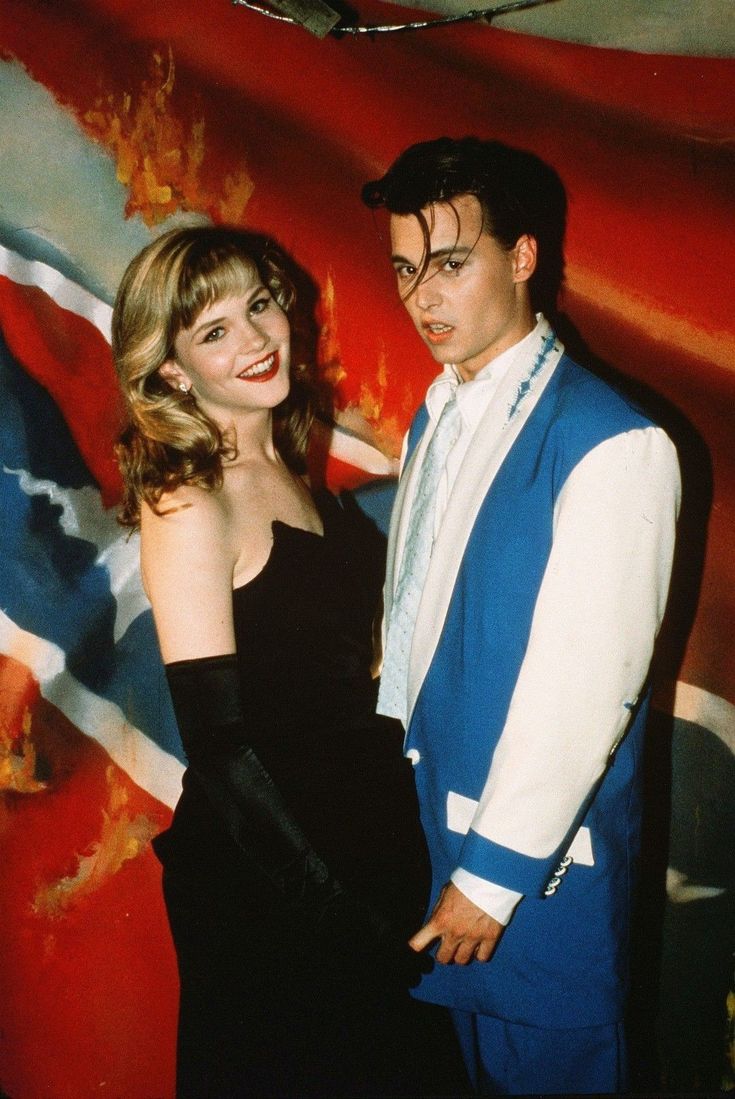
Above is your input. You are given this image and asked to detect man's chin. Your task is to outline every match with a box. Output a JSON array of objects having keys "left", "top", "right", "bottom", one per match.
[{"left": 422, "top": 339, "right": 454, "bottom": 366}]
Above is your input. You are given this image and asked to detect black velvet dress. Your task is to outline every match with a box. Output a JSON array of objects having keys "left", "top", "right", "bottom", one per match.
[{"left": 153, "top": 492, "right": 465, "bottom": 1098}]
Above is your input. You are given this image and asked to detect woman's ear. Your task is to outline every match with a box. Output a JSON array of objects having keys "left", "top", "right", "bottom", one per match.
[{"left": 159, "top": 359, "right": 191, "bottom": 393}]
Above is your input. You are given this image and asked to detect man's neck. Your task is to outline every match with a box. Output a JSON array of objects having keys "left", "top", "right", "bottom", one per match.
[{"left": 453, "top": 314, "right": 542, "bottom": 385}]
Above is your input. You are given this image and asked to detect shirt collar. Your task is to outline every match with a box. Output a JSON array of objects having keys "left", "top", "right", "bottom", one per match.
[{"left": 425, "top": 314, "right": 549, "bottom": 430}]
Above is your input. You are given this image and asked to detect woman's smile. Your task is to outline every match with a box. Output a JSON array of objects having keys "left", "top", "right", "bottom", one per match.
[{"left": 237, "top": 350, "right": 280, "bottom": 382}]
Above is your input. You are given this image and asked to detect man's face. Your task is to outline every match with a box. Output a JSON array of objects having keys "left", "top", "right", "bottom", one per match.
[{"left": 389, "top": 194, "right": 535, "bottom": 382}]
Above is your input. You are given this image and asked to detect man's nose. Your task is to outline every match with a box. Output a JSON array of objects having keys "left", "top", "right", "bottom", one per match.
[{"left": 413, "top": 273, "right": 441, "bottom": 312}]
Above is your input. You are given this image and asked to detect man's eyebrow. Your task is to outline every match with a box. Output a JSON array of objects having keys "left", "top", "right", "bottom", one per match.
[{"left": 391, "top": 246, "right": 472, "bottom": 265}]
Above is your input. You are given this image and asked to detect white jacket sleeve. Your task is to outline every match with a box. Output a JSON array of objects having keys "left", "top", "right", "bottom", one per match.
[{"left": 462, "top": 425, "right": 680, "bottom": 867}]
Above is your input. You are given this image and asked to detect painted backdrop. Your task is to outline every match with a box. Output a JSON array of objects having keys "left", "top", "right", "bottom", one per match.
[{"left": 1, "top": 2, "right": 734, "bottom": 1095}]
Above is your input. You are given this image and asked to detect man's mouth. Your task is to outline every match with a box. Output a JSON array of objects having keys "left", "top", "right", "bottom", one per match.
[
  {"left": 423, "top": 322, "right": 454, "bottom": 345},
  {"left": 237, "top": 351, "right": 279, "bottom": 381}
]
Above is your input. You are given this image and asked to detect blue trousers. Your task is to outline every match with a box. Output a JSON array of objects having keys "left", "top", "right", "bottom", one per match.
[{"left": 451, "top": 1009, "right": 627, "bottom": 1095}]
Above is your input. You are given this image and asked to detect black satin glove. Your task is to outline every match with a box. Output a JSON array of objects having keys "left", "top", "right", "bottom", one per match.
[{"left": 165, "top": 654, "right": 431, "bottom": 990}]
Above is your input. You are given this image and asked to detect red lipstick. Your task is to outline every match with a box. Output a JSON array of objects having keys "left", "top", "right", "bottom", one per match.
[{"left": 237, "top": 350, "right": 280, "bottom": 383}]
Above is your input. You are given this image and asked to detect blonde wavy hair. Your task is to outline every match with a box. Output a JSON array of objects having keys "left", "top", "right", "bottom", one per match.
[{"left": 112, "top": 225, "right": 314, "bottom": 528}]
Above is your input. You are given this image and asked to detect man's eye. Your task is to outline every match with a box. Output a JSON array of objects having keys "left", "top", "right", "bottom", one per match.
[
  {"left": 395, "top": 265, "right": 416, "bottom": 280},
  {"left": 443, "top": 259, "right": 463, "bottom": 273}
]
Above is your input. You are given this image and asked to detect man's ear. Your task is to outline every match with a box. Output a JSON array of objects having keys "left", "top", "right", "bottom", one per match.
[
  {"left": 158, "top": 359, "right": 190, "bottom": 392},
  {"left": 512, "top": 234, "right": 537, "bottom": 284}
]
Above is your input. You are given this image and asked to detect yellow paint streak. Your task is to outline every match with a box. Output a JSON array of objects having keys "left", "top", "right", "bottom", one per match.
[
  {"left": 83, "top": 48, "right": 254, "bottom": 225},
  {"left": 566, "top": 261, "right": 735, "bottom": 374},
  {"left": 221, "top": 171, "right": 257, "bottom": 225},
  {"left": 316, "top": 273, "right": 413, "bottom": 457},
  {"left": 318, "top": 271, "right": 346, "bottom": 386},
  {"left": 355, "top": 349, "right": 413, "bottom": 459},
  {"left": 33, "top": 766, "right": 158, "bottom": 918},
  {"left": 358, "top": 350, "right": 387, "bottom": 423},
  {"left": 322, "top": 362, "right": 348, "bottom": 387},
  {"left": 0, "top": 705, "right": 46, "bottom": 794}
]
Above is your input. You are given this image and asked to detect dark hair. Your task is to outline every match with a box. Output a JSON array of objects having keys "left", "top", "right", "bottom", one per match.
[
  {"left": 362, "top": 136, "right": 566, "bottom": 312},
  {"left": 113, "top": 225, "right": 314, "bottom": 528}
]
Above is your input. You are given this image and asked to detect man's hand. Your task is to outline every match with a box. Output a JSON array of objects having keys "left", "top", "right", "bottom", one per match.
[{"left": 409, "top": 881, "right": 504, "bottom": 965}]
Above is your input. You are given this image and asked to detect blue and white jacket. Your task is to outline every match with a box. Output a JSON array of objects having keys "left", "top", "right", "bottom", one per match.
[{"left": 382, "top": 322, "right": 680, "bottom": 1027}]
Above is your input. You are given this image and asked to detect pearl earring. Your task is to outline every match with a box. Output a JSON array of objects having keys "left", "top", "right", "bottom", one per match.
[{"left": 178, "top": 382, "right": 190, "bottom": 394}]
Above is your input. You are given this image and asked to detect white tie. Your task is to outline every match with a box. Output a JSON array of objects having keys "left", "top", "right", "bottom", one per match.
[{"left": 378, "top": 393, "right": 462, "bottom": 723}]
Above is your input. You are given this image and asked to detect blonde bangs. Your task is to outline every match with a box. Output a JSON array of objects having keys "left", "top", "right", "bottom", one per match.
[{"left": 173, "top": 252, "right": 260, "bottom": 335}]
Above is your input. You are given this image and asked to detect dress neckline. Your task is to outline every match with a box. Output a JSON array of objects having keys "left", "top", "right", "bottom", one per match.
[
  {"left": 232, "top": 499, "right": 333, "bottom": 596},
  {"left": 271, "top": 518, "right": 325, "bottom": 540}
]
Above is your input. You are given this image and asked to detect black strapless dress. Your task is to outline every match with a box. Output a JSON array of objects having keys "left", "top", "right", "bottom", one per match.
[{"left": 153, "top": 492, "right": 465, "bottom": 1098}]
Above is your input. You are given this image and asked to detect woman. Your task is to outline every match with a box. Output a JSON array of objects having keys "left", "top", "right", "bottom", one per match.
[{"left": 112, "top": 226, "right": 464, "bottom": 1098}]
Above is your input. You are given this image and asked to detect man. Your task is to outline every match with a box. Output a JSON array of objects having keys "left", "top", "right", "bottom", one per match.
[{"left": 361, "top": 137, "right": 681, "bottom": 1095}]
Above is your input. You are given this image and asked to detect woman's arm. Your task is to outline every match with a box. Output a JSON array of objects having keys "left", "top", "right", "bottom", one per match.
[{"left": 140, "top": 485, "right": 237, "bottom": 663}]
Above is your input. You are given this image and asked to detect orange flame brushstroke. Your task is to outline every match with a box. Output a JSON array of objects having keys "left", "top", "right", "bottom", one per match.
[{"left": 82, "top": 48, "right": 254, "bottom": 226}]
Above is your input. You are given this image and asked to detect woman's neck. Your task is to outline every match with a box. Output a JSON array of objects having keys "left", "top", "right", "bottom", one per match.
[{"left": 221, "top": 407, "right": 279, "bottom": 466}]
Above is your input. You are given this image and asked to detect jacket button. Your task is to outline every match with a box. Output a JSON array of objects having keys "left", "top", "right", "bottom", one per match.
[{"left": 406, "top": 748, "right": 421, "bottom": 766}]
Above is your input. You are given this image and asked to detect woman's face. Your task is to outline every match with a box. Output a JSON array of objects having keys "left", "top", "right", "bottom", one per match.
[{"left": 161, "top": 266, "right": 291, "bottom": 424}]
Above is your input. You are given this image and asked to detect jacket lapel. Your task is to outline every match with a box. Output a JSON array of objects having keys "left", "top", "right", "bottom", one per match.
[{"left": 406, "top": 333, "right": 565, "bottom": 723}]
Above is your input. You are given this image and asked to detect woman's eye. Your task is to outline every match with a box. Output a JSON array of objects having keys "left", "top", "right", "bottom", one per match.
[
  {"left": 203, "top": 325, "right": 225, "bottom": 343},
  {"left": 250, "top": 296, "right": 271, "bottom": 315}
]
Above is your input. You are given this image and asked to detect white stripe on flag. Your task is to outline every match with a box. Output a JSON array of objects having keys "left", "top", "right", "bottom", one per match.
[
  {"left": 327, "top": 423, "right": 397, "bottom": 477},
  {"left": 0, "top": 609, "right": 183, "bottom": 809},
  {"left": 0, "top": 242, "right": 113, "bottom": 341}
]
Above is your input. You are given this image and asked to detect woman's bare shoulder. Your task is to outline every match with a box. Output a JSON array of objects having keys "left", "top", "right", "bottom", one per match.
[
  {"left": 141, "top": 482, "right": 227, "bottom": 534},
  {"left": 140, "top": 483, "right": 233, "bottom": 582}
]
